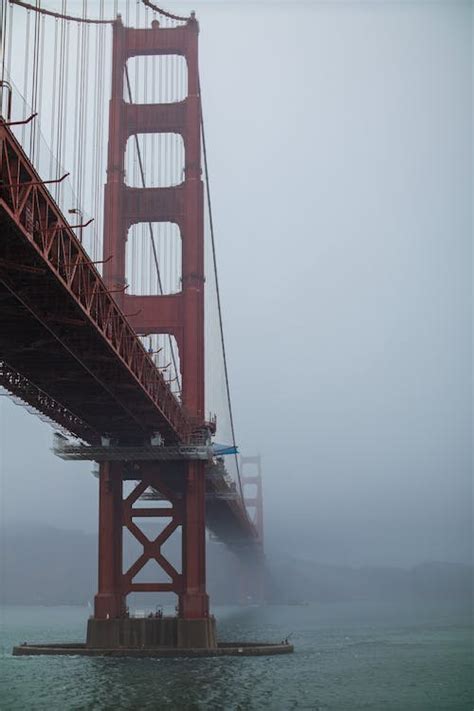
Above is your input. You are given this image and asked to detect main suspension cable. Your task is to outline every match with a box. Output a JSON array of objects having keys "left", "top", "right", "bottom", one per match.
[
  {"left": 140, "top": 0, "right": 190, "bottom": 23},
  {"left": 8, "top": 0, "right": 113, "bottom": 23},
  {"left": 199, "top": 79, "right": 244, "bottom": 502}
]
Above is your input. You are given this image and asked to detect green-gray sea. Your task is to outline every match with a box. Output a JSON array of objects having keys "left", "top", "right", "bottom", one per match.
[{"left": 1, "top": 600, "right": 472, "bottom": 710}]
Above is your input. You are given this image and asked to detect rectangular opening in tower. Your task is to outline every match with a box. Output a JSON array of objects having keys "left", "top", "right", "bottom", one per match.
[
  {"left": 243, "top": 481, "right": 258, "bottom": 523},
  {"left": 126, "top": 221, "right": 181, "bottom": 295},
  {"left": 125, "top": 133, "right": 185, "bottom": 188},
  {"left": 125, "top": 55, "right": 188, "bottom": 104}
]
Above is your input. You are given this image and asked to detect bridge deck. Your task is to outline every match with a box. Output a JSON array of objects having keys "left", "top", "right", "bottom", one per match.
[
  {"left": 140, "top": 460, "right": 261, "bottom": 549},
  {"left": 0, "top": 123, "right": 260, "bottom": 547},
  {"left": 0, "top": 123, "right": 188, "bottom": 445}
]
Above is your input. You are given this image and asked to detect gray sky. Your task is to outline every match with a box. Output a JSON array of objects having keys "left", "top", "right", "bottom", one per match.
[{"left": 1, "top": 1, "right": 472, "bottom": 567}]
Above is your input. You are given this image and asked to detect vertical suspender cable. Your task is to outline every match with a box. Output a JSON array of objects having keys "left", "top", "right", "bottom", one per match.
[
  {"left": 59, "top": 11, "right": 70, "bottom": 206},
  {"left": 133, "top": 0, "right": 139, "bottom": 295},
  {"left": 92, "top": 0, "right": 104, "bottom": 261},
  {"left": 55, "top": 1, "right": 66, "bottom": 199},
  {"left": 72, "top": 6, "right": 81, "bottom": 200},
  {"left": 35, "top": 14, "right": 45, "bottom": 166},
  {"left": 1, "top": 0, "right": 7, "bottom": 107},
  {"left": 90, "top": 17, "right": 98, "bottom": 255},
  {"left": 150, "top": 37, "right": 155, "bottom": 299},
  {"left": 77, "top": 2, "right": 83, "bottom": 209},
  {"left": 29, "top": 0, "right": 40, "bottom": 157},
  {"left": 21, "top": 9, "right": 30, "bottom": 145},
  {"left": 49, "top": 17, "right": 58, "bottom": 177},
  {"left": 6, "top": 2, "right": 14, "bottom": 81},
  {"left": 78, "top": 1, "right": 89, "bottom": 215},
  {"left": 94, "top": 0, "right": 105, "bottom": 261}
]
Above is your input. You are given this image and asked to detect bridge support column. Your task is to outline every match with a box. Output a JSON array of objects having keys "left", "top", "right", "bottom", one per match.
[
  {"left": 94, "top": 462, "right": 125, "bottom": 619},
  {"left": 179, "top": 460, "right": 209, "bottom": 619}
]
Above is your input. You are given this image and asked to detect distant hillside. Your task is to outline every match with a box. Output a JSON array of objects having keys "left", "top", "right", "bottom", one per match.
[
  {"left": 265, "top": 557, "right": 473, "bottom": 604},
  {"left": 1, "top": 524, "right": 472, "bottom": 606},
  {"left": 1, "top": 524, "right": 96, "bottom": 605}
]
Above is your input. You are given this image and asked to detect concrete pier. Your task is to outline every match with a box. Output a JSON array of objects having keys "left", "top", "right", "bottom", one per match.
[
  {"left": 13, "top": 642, "right": 293, "bottom": 657},
  {"left": 86, "top": 616, "right": 217, "bottom": 650},
  {"left": 13, "top": 615, "right": 294, "bottom": 657}
]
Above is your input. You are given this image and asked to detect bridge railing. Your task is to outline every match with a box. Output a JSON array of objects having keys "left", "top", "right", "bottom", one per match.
[{"left": 0, "top": 75, "right": 96, "bottom": 257}]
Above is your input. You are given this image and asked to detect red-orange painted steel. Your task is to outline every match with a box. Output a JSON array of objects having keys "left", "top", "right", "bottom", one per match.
[
  {"left": 102, "top": 19, "right": 204, "bottom": 423},
  {"left": 240, "top": 456, "right": 265, "bottom": 602},
  {"left": 0, "top": 124, "right": 188, "bottom": 444},
  {"left": 0, "top": 18, "right": 262, "bottom": 624},
  {"left": 242, "top": 456, "right": 265, "bottom": 546},
  {"left": 95, "top": 16, "right": 209, "bottom": 619},
  {"left": 94, "top": 462, "right": 124, "bottom": 619}
]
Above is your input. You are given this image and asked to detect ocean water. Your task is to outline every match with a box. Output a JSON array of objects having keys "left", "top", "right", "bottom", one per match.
[{"left": 0, "top": 600, "right": 472, "bottom": 710}]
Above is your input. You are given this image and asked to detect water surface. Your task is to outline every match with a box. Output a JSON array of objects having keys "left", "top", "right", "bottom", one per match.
[{"left": 1, "top": 601, "right": 472, "bottom": 710}]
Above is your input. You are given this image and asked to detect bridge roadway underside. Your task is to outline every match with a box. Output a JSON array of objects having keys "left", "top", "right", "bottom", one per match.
[
  {"left": 83, "top": 457, "right": 261, "bottom": 552},
  {"left": 0, "top": 123, "right": 260, "bottom": 549},
  {"left": 0, "top": 211, "right": 260, "bottom": 548},
  {"left": 136, "top": 462, "right": 262, "bottom": 551},
  {"left": 0, "top": 213, "right": 180, "bottom": 446}
]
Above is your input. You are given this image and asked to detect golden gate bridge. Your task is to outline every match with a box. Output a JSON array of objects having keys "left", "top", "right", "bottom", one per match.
[{"left": 1, "top": 0, "right": 290, "bottom": 655}]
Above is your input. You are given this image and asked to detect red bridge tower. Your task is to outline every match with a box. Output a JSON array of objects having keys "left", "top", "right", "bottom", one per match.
[{"left": 89, "top": 15, "right": 214, "bottom": 648}]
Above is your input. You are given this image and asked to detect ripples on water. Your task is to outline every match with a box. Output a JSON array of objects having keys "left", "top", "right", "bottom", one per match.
[{"left": 1, "top": 601, "right": 472, "bottom": 710}]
